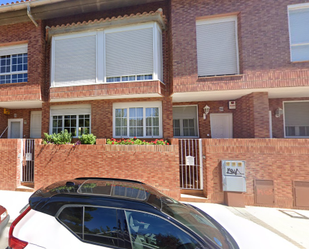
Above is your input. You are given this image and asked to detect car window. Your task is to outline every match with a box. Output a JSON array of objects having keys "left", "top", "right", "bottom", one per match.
[
  {"left": 58, "top": 206, "right": 83, "bottom": 238},
  {"left": 161, "top": 199, "right": 232, "bottom": 248},
  {"left": 58, "top": 206, "right": 131, "bottom": 248},
  {"left": 125, "top": 210, "right": 204, "bottom": 249}
]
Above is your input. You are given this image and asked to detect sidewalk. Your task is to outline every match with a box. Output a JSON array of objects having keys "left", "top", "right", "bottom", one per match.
[{"left": 189, "top": 202, "right": 309, "bottom": 249}]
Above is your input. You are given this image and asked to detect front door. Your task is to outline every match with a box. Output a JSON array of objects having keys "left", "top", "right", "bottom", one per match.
[
  {"left": 210, "top": 113, "right": 233, "bottom": 138},
  {"left": 8, "top": 119, "right": 23, "bottom": 138},
  {"left": 30, "top": 111, "right": 42, "bottom": 138}
]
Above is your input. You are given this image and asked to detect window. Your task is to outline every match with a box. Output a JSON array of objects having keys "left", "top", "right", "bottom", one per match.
[
  {"left": 125, "top": 210, "right": 203, "bottom": 249},
  {"left": 58, "top": 206, "right": 131, "bottom": 248},
  {"left": 113, "top": 102, "right": 162, "bottom": 138},
  {"left": 173, "top": 106, "right": 198, "bottom": 137},
  {"left": 0, "top": 44, "right": 28, "bottom": 84},
  {"left": 51, "top": 23, "right": 163, "bottom": 87},
  {"left": 288, "top": 4, "right": 309, "bottom": 62},
  {"left": 50, "top": 105, "right": 91, "bottom": 137},
  {"left": 284, "top": 102, "right": 309, "bottom": 138},
  {"left": 196, "top": 16, "right": 239, "bottom": 77}
]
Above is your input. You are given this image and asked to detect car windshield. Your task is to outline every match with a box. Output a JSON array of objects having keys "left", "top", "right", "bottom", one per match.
[{"left": 161, "top": 197, "right": 235, "bottom": 248}]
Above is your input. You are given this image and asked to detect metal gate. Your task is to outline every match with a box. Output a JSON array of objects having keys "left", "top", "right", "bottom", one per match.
[
  {"left": 179, "top": 139, "right": 203, "bottom": 189},
  {"left": 22, "top": 139, "right": 35, "bottom": 183}
]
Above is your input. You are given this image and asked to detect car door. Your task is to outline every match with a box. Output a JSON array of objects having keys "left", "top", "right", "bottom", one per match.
[{"left": 124, "top": 210, "right": 205, "bottom": 249}]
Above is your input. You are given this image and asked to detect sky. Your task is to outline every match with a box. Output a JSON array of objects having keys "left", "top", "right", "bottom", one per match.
[{"left": 0, "top": 0, "right": 14, "bottom": 5}]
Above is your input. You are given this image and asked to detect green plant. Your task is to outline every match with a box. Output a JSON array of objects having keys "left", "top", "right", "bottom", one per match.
[
  {"left": 79, "top": 133, "right": 96, "bottom": 144},
  {"left": 107, "top": 137, "right": 169, "bottom": 145},
  {"left": 42, "top": 130, "right": 72, "bottom": 145}
]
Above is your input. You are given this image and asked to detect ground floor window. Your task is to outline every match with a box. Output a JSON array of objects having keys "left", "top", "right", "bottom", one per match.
[
  {"left": 172, "top": 106, "right": 198, "bottom": 137},
  {"left": 113, "top": 102, "right": 162, "bottom": 138},
  {"left": 284, "top": 102, "right": 309, "bottom": 137},
  {"left": 50, "top": 105, "right": 91, "bottom": 137}
]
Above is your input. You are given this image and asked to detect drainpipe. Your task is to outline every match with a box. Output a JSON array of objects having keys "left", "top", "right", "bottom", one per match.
[{"left": 27, "top": 5, "right": 38, "bottom": 27}]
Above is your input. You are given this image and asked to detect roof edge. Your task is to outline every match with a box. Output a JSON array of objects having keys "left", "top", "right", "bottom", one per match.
[{"left": 0, "top": 0, "right": 66, "bottom": 13}]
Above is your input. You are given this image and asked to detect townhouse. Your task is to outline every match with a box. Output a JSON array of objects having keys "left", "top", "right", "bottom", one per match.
[{"left": 0, "top": 0, "right": 309, "bottom": 208}]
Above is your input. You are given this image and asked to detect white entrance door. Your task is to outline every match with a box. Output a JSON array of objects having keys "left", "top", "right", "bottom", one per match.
[
  {"left": 30, "top": 111, "right": 42, "bottom": 138},
  {"left": 210, "top": 113, "right": 233, "bottom": 138},
  {"left": 8, "top": 119, "right": 23, "bottom": 138}
]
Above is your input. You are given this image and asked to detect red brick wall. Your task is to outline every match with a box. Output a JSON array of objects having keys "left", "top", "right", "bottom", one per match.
[
  {"left": 41, "top": 97, "right": 174, "bottom": 139},
  {"left": 203, "top": 139, "right": 309, "bottom": 209},
  {"left": 170, "top": 0, "right": 309, "bottom": 93},
  {"left": 0, "top": 139, "right": 21, "bottom": 190},
  {"left": 34, "top": 141, "right": 180, "bottom": 200},
  {"left": 0, "top": 20, "right": 45, "bottom": 102}
]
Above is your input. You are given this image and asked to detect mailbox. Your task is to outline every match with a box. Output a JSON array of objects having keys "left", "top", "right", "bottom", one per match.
[{"left": 222, "top": 160, "right": 246, "bottom": 192}]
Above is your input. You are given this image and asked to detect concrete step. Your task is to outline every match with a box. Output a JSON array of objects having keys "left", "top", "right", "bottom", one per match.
[
  {"left": 180, "top": 194, "right": 209, "bottom": 203},
  {"left": 15, "top": 186, "right": 35, "bottom": 193}
]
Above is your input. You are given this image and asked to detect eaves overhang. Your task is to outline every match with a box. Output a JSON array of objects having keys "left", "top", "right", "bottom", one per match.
[
  {"left": 46, "top": 8, "right": 166, "bottom": 41},
  {"left": 0, "top": 0, "right": 66, "bottom": 13}
]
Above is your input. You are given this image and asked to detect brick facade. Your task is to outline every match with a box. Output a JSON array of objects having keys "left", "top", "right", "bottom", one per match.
[
  {"left": 0, "top": 21, "right": 45, "bottom": 102},
  {"left": 34, "top": 140, "right": 180, "bottom": 200},
  {"left": 170, "top": 0, "right": 309, "bottom": 93},
  {"left": 203, "top": 139, "right": 309, "bottom": 209}
]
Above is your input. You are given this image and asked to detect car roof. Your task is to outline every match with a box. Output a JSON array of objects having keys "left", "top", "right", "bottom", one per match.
[{"left": 29, "top": 178, "right": 170, "bottom": 216}]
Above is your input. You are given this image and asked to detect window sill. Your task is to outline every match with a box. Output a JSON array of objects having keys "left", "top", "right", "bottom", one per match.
[
  {"left": 50, "top": 79, "right": 164, "bottom": 88},
  {"left": 291, "top": 60, "right": 309, "bottom": 64},
  {"left": 198, "top": 74, "right": 244, "bottom": 80},
  {"left": 0, "top": 81, "right": 27, "bottom": 86}
]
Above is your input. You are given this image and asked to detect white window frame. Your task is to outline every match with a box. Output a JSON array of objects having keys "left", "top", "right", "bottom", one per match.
[
  {"left": 0, "top": 44, "right": 28, "bottom": 84},
  {"left": 49, "top": 105, "right": 91, "bottom": 138},
  {"left": 283, "top": 100, "right": 309, "bottom": 138},
  {"left": 50, "top": 22, "right": 163, "bottom": 87},
  {"left": 196, "top": 15, "right": 240, "bottom": 77},
  {"left": 288, "top": 3, "right": 309, "bottom": 62},
  {"left": 113, "top": 101, "right": 163, "bottom": 138},
  {"left": 172, "top": 105, "right": 199, "bottom": 138}
]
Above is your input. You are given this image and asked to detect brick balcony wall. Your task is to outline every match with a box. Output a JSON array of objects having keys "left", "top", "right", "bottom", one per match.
[
  {"left": 34, "top": 140, "right": 180, "bottom": 200},
  {"left": 170, "top": 0, "right": 309, "bottom": 93},
  {"left": 203, "top": 139, "right": 309, "bottom": 209},
  {"left": 0, "top": 139, "right": 21, "bottom": 190},
  {"left": 0, "top": 20, "right": 45, "bottom": 102}
]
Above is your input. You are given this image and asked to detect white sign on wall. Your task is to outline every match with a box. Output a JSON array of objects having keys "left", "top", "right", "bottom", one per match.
[
  {"left": 26, "top": 153, "right": 32, "bottom": 161},
  {"left": 186, "top": 156, "right": 195, "bottom": 166}
]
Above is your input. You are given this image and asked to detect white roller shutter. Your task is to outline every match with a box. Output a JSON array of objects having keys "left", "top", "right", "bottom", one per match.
[
  {"left": 51, "top": 104, "right": 91, "bottom": 116},
  {"left": 284, "top": 102, "right": 309, "bottom": 126},
  {"left": 289, "top": 7, "right": 309, "bottom": 62},
  {"left": 196, "top": 17, "right": 239, "bottom": 77},
  {"left": 173, "top": 106, "right": 197, "bottom": 119},
  {"left": 53, "top": 34, "right": 96, "bottom": 86},
  {"left": 0, "top": 44, "right": 27, "bottom": 56},
  {"left": 106, "top": 27, "right": 153, "bottom": 77}
]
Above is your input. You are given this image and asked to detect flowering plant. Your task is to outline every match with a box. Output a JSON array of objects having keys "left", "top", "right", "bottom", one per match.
[{"left": 107, "top": 137, "right": 169, "bottom": 145}]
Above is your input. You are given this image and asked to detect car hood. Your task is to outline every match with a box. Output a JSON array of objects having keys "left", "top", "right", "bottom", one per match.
[{"left": 187, "top": 203, "right": 298, "bottom": 249}]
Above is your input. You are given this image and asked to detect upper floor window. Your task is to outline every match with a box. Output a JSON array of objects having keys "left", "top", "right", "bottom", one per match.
[
  {"left": 51, "top": 22, "right": 163, "bottom": 87},
  {"left": 0, "top": 44, "right": 28, "bottom": 84},
  {"left": 196, "top": 16, "right": 239, "bottom": 77},
  {"left": 288, "top": 4, "right": 309, "bottom": 62}
]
